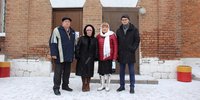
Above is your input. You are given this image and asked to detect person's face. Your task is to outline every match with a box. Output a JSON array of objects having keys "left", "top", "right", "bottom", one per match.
[
  {"left": 102, "top": 25, "right": 109, "bottom": 33},
  {"left": 86, "top": 26, "right": 93, "bottom": 37},
  {"left": 121, "top": 18, "right": 129, "bottom": 25},
  {"left": 62, "top": 20, "right": 71, "bottom": 28}
]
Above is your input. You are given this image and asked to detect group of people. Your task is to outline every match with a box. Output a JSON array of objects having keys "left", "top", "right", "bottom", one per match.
[{"left": 49, "top": 15, "right": 140, "bottom": 96}]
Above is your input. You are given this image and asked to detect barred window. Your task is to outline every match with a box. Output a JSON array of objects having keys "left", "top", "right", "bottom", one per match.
[{"left": 0, "top": 0, "right": 5, "bottom": 36}]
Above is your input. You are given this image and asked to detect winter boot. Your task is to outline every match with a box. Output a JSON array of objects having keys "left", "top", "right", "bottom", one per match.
[
  {"left": 117, "top": 86, "right": 125, "bottom": 92},
  {"left": 84, "top": 77, "right": 89, "bottom": 92},
  {"left": 105, "top": 74, "right": 111, "bottom": 92},
  {"left": 97, "top": 75, "right": 105, "bottom": 91},
  {"left": 130, "top": 87, "right": 135, "bottom": 94},
  {"left": 53, "top": 89, "right": 61, "bottom": 95},
  {"left": 86, "top": 77, "right": 91, "bottom": 91},
  {"left": 81, "top": 77, "right": 86, "bottom": 92},
  {"left": 62, "top": 85, "right": 73, "bottom": 91}
]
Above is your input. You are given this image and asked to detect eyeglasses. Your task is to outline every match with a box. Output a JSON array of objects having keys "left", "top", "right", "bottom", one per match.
[
  {"left": 86, "top": 30, "right": 92, "bottom": 31},
  {"left": 121, "top": 18, "right": 129, "bottom": 21}
]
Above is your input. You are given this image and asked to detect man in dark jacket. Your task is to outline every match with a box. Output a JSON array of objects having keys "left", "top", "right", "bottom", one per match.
[
  {"left": 49, "top": 16, "right": 75, "bottom": 95},
  {"left": 116, "top": 15, "right": 140, "bottom": 94}
]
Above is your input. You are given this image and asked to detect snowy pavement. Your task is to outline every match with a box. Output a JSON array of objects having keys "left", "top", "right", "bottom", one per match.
[
  {"left": 0, "top": 76, "right": 200, "bottom": 100},
  {"left": 192, "top": 66, "right": 200, "bottom": 81}
]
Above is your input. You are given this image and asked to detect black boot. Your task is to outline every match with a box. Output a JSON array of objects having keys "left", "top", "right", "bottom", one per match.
[
  {"left": 130, "top": 87, "right": 135, "bottom": 94},
  {"left": 62, "top": 85, "right": 73, "bottom": 91},
  {"left": 53, "top": 89, "right": 61, "bottom": 95},
  {"left": 85, "top": 77, "right": 91, "bottom": 91},
  {"left": 82, "top": 77, "right": 85, "bottom": 92},
  {"left": 116, "top": 86, "right": 125, "bottom": 92}
]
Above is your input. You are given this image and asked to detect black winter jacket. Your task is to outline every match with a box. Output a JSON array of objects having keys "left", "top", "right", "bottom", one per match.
[
  {"left": 75, "top": 36, "right": 98, "bottom": 77},
  {"left": 116, "top": 23, "right": 140, "bottom": 63}
]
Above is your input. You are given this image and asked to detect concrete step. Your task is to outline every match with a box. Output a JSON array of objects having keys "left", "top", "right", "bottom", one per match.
[
  {"left": 91, "top": 74, "right": 158, "bottom": 84},
  {"left": 51, "top": 73, "right": 158, "bottom": 84}
]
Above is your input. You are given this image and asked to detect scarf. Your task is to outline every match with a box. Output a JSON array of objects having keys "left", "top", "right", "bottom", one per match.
[
  {"left": 100, "top": 29, "right": 114, "bottom": 59},
  {"left": 123, "top": 24, "right": 129, "bottom": 35}
]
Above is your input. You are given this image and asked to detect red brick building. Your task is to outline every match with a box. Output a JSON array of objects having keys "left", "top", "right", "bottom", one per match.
[
  {"left": 138, "top": 0, "right": 200, "bottom": 59},
  {"left": 0, "top": 0, "right": 200, "bottom": 78}
]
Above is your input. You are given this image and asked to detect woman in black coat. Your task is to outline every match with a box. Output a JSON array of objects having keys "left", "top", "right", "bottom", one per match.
[{"left": 75, "top": 24, "right": 98, "bottom": 92}]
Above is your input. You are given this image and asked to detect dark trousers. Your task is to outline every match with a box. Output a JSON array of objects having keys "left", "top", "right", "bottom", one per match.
[
  {"left": 119, "top": 63, "right": 135, "bottom": 88},
  {"left": 53, "top": 62, "right": 71, "bottom": 90}
]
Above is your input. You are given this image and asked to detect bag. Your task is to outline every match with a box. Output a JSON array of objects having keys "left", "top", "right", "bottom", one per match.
[{"left": 112, "top": 61, "right": 116, "bottom": 73}]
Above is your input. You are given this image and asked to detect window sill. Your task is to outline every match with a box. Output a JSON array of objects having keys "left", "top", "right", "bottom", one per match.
[{"left": 0, "top": 33, "right": 6, "bottom": 37}]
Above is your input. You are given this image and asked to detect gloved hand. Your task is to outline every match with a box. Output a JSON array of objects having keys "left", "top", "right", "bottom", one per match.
[{"left": 112, "top": 61, "right": 116, "bottom": 73}]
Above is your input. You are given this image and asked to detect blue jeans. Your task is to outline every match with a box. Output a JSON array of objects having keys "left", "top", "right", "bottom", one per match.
[{"left": 119, "top": 63, "right": 135, "bottom": 88}]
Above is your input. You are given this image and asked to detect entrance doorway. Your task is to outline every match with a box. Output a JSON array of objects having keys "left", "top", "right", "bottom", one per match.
[
  {"left": 102, "top": 7, "right": 140, "bottom": 74},
  {"left": 52, "top": 8, "right": 83, "bottom": 72}
]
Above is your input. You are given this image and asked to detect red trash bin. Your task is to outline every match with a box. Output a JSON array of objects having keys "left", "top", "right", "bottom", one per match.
[
  {"left": 0, "top": 62, "right": 10, "bottom": 78},
  {"left": 177, "top": 65, "right": 192, "bottom": 82}
]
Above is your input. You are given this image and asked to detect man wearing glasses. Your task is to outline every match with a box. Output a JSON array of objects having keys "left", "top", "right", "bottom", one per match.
[{"left": 116, "top": 15, "right": 140, "bottom": 94}]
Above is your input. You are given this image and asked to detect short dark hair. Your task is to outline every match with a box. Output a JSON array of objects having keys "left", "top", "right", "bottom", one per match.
[
  {"left": 83, "top": 24, "right": 95, "bottom": 37},
  {"left": 62, "top": 16, "right": 72, "bottom": 22},
  {"left": 121, "top": 14, "right": 130, "bottom": 20}
]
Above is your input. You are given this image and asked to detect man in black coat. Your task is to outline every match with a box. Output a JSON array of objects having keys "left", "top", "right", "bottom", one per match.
[
  {"left": 49, "top": 16, "right": 75, "bottom": 95},
  {"left": 116, "top": 15, "right": 140, "bottom": 94}
]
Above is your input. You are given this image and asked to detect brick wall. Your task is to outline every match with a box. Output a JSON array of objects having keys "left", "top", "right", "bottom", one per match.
[
  {"left": 4, "top": 0, "right": 102, "bottom": 59},
  {"left": 157, "top": 0, "right": 182, "bottom": 59},
  {"left": 83, "top": 0, "right": 102, "bottom": 35},
  {"left": 5, "top": 0, "right": 52, "bottom": 59},
  {"left": 5, "top": 0, "right": 29, "bottom": 58},
  {"left": 181, "top": 0, "right": 200, "bottom": 57},
  {"left": 138, "top": 0, "right": 159, "bottom": 58},
  {"left": 2, "top": 0, "right": 200, "bottom": 60},
  {"left": 26, "top": 0, "right": 52, "bottom": 59},
  {"left": 139, "top": 0, "right": 200, "bottom": 60}
]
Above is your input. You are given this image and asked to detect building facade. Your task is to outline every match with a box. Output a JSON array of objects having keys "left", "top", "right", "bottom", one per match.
[{"left": 0, "top": 0, "right": 200, "bottom": 78}]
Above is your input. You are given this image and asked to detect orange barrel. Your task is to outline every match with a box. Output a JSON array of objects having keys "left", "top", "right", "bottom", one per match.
[
  {"left": 0, "top": 62, "right": 10, "bottom": 78},
  {"left": 177, "top": 65, "right": 192, "bottom": 82}
]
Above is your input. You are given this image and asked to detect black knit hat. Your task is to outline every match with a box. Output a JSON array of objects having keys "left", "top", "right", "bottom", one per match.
[
  {"left": 121, "top": 14, "right": 130, "bottom": 20},
  {"left": 62, "top": 16, "right": 72, "bottom": 22}
]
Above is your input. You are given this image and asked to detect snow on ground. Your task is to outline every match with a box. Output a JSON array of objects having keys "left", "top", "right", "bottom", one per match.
[
  {"left": 0, "top": 76, "right": 200, "bottom": 100},
  {"left": 193, "top": 66, "right": 200, "bottom": 79}
]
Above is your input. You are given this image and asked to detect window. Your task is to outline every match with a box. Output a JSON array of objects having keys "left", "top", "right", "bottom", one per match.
[{"left": 0, "top": 0, "right": 6, "bottom": 36}]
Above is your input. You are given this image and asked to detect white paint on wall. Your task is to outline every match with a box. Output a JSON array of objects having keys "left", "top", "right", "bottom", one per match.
[
  {"left": 7, "top": 57, "right": 200, "bottom": 79},
  {"left": 50, "top": 0, "right": 86, "bottom": 8},
  {"left": 10, "top": 59, "right": 51, "bottom": 77},
  {"left": 100, "top": 0, "right": 138, "bottom": 7},
  {"left": 140, "top": 57, "right": 200, "bottom": 79}
]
